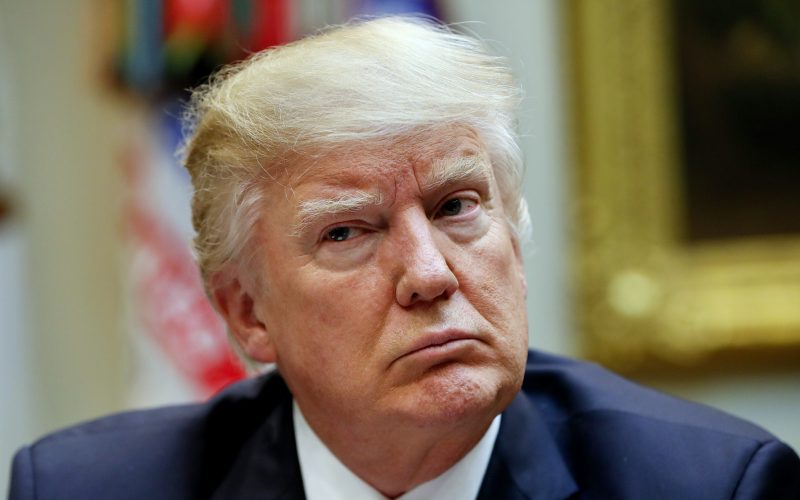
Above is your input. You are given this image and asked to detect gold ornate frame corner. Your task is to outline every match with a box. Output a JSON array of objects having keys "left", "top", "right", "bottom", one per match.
[{"left": 566, "top": 0, "right": 800, "bottom": 371}]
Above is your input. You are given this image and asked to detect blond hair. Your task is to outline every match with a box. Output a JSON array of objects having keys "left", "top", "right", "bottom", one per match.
[{"left": 182, "top": 16, "right": 528, "bottom": 289}]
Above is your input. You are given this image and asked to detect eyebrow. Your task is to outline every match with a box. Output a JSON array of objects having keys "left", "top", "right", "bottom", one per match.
[
  {"left": 427, "top": 155, "right": 492, "bottom": 191},
  {"left": 292, "top": 190, "right": 383, "bottom": 236},
  {"left": 291, "top": 155, "right": 491, "bottom": 236}
]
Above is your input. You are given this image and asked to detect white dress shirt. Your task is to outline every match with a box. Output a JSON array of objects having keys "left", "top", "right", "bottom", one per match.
[{"left": 294, "top": 401, "right": 501, "bottom": 500}]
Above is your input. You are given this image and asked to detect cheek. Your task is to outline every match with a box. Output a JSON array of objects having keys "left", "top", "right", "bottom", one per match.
[
  {"left": 290, "top": 267, "right": 392, "bottom": 348},
  {"left": 275, "top": 269, "right": 394, "bottom": 402},
  {"left": 464, "top": 229, "right": 524, "bottom": 294},
  {"left": 458, "top": 229, "right": 527, "bottom": 330}
]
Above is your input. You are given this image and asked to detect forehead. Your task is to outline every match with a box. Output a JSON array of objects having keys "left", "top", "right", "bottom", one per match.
[{"left": 285, "top": 127, "right": 489, "bottom": 192}]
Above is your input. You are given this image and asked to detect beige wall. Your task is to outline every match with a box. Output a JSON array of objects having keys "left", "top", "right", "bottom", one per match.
[{"left": 1, "top": 0, "right": 128, "bottom": 477}]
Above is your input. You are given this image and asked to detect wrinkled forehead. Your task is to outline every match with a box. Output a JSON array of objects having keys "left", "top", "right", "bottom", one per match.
[{"left": 280, "top": 126, "right": 493, "bottom": 190}]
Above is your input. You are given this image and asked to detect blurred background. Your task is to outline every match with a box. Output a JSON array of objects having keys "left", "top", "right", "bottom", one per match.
[{"left": 1, "top": 0, "right": 798, "bottom": 492}]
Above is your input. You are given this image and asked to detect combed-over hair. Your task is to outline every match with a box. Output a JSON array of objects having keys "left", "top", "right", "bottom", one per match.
[{"left": 182, "top": 16, "right": 529, "bottom": 290}]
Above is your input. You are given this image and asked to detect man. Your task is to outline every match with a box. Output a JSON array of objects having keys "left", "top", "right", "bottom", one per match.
[{"left": 9, "top": 17, "right": 800, "bottom": 500}]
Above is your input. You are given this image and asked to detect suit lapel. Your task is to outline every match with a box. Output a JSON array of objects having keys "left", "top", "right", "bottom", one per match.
[
  {"left": 477, "top": 393, "right": 578, "bottom": 500},
  {"left": 211, "top": 375, "right": 306, "bottom": 500}
]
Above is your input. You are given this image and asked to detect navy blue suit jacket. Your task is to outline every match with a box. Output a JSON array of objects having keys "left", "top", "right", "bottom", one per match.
[{"left": 9, "top": 350, "right": 800, "bottom": 499}]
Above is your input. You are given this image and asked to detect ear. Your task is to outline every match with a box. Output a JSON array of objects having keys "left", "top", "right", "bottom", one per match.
[
  {"left": 519, "top": 267, "right": 528, "bottom": 299},
  {"left": 211, "top": 275, "right": 277, "bottom": 363},
  {"left": 511, "top": 235, "right": 528, "bottom": 299}
]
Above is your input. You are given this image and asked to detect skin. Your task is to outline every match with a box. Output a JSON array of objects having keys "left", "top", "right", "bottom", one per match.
[{"left": 213, "top": 127, "right": 529, "bottom": 497}]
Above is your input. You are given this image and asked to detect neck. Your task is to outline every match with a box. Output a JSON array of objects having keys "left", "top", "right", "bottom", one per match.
[{"left": 298, "top": 404, "right": 498, "bottom": 497}]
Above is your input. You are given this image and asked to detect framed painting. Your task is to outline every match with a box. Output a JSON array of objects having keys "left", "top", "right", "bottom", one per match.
[{"left": 566, "top": 0, "right": 800, "bottom": 371}]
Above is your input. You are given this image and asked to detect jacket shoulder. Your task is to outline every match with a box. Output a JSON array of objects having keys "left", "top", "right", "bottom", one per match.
[
  {"left": 8, "top": 372, "right": 289, "bottom": 500},
  {"left": 523, "top": 350, "right": 773, "bottom": 438},
  {"left": 521, "top": 350, "right": 800, "bottom": 499}
]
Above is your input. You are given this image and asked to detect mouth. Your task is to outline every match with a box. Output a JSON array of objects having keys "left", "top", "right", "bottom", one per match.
[{"left": 394, "top": 330, "right": 480, "bottom": 365}]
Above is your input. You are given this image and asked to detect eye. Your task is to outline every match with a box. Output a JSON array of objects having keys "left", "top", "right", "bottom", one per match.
[
  {"left": 435, "top": 195, "right": 479, "bottom": 219},
  {"left": 438, "top": 198, "right": 463, "bottom": 217},
  {"left": 323, "top": 226, "right": 364, "bottom": 242}
]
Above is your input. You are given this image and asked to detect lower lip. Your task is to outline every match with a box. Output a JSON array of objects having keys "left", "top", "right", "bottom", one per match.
[{"left": 401, "top": 338, "right": 478, "bottom": 364}]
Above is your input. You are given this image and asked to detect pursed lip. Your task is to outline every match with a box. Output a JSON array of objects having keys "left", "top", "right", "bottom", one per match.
[{"left": 394, "top": 329, "right": 480, "bottom": 364}]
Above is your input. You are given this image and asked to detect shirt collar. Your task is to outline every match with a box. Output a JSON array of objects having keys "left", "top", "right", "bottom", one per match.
[{"left": 294, "top": 401, "right": 501, "bottom": 500}]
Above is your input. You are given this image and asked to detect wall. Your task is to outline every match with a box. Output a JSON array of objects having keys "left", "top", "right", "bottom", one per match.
[
  {"left": 0, "top": 27, "right": 33, "bottom": 493},
  {"left": 1, "top": 0, "right": 129, "bottom": 491}
]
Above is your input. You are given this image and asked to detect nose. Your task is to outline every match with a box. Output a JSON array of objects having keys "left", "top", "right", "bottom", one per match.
[{"left": 394, "top": 214, "right": 459, "bottom": 307}]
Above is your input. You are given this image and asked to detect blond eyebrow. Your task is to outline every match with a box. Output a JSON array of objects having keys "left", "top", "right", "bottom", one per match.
[
  {"left": 426, "top": 155, "right": 492, "bottom": 191},
  {"left": 291, "top": 156, "right": 488, "bottom": 236},
  {"left": 292, "top": 191, "right": 383, "bottom": 236}
]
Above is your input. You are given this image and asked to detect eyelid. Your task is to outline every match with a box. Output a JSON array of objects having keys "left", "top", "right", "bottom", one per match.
[
  {"left": 319, "top": 223, "right": 368, "bottom": 244},
  {"left": 433, "top": 190, "right": 481, "bottom": 218}
]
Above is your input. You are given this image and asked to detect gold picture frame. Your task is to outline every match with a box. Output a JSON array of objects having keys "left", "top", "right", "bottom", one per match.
[{"left": 566, "top": 0, "right": 800, "bottom": 371}]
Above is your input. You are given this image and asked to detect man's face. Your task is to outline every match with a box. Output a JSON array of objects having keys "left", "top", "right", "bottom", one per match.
[{"left": 235, "top": 127, "right": 529, "bottom": 432}]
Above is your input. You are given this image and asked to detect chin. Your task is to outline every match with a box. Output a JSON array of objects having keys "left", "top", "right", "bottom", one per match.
[{"left": 401, "top": 362, "right": 518, "bottom": 427}]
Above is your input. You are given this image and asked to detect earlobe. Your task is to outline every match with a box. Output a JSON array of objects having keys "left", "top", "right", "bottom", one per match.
[{"left": 211, "top": 275, "right": 277, "bottom": 363}]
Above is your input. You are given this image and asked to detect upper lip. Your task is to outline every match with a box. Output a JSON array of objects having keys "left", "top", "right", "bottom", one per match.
[{"left": 399, "top": 329, "right": 479, "bottom": 359}]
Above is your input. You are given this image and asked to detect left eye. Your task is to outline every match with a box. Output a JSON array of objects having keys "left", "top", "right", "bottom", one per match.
[
  {"left": 438, "top": 198, "right": 463, "bottom": 217},
  {"left": 436, "top": 197, "right": 478, "bottom": 218}
]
